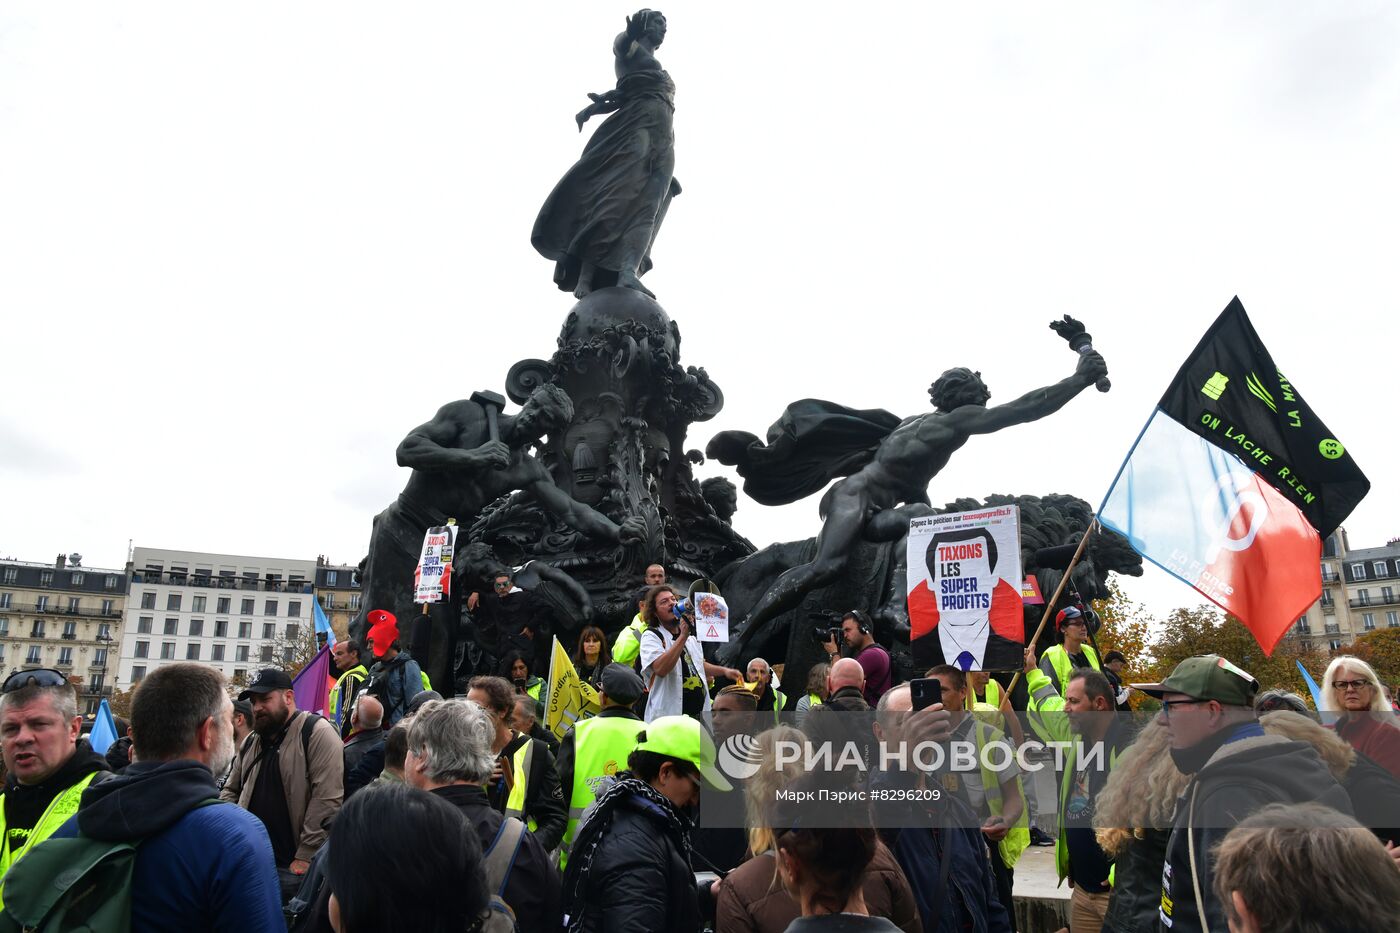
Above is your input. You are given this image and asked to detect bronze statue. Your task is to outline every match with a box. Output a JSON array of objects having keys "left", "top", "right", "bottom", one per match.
[
  {"left": 709, "top": 345, "right": 1109, "bottom": 657},
  {"left": 356, "top": 383, "right": 646, "bottom": 638},
  {"left": 532, "top": 9, "right": 680, "bottom": 298}
]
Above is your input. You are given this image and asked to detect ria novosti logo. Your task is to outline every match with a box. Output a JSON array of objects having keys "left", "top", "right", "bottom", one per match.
[{"left": 717, "top": 733, "right": 764, "bottom": 780}]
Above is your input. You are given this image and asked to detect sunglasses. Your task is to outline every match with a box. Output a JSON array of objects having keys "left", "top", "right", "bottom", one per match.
[{"left": 2, "top": 669, "right": 70, "bottom": 694}]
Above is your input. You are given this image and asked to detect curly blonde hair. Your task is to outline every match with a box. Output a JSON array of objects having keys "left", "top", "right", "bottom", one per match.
[
  {"left": 1259, "top": 710, "right": 1355, "bottom": 778},
  {"left": 744, "top": 725, "right": 807, "bottom": 858},
  {"left": 1093, "top": 717, "right": 1190, "bottom": 856}
]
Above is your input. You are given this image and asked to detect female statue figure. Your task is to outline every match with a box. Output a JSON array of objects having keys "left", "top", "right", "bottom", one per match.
[{"left": 532, "top": 10, "right": 680, "bottom": 298}]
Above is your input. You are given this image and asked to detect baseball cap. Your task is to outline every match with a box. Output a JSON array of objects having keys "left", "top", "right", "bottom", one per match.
[
  {"left": 1132, "top": 654, "right": 1259, "bottom": 707},
  {"left": 635, "top": 715, "right": 732, "bottom": 792},
  {"left": 600, "top": 663, "right": 644, "bottom": 705},
  {"left": 1055, "top": 606, "right": 1085, "bottom": 631},
  {"left": 238, "top": 668, "right": 293, "bottom": 700}
]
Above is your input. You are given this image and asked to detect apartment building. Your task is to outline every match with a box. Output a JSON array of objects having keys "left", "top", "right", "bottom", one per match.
[
  {"left": 0, "top": 553, "right": 127, "bottom": 715},
  {"left": 314, "top": 556, "right": 361, "bottom": 640},
  {"left": 1289, "top": 528, "right": 1400, "bottom": 651},
  {"left": 119, "top": 547, "right": 317, "bottom": 686}
]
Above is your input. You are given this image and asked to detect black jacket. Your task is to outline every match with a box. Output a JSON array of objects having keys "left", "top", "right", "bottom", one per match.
[
  {"left": 564, "top": 785, "right": 699, "bottom": 933},
  {"left": 1162, "top": 729, "right": 1352, "bottom": 933},
  {"left": 1101, "top": 828, "right": 1168, "bottom": 933},
  {"left": 342, "top": 727, "right": 382, "bottom": 776},
  {"left": 2, "top": 739, "right": 110, "bottom": 835},
  {"left": 492, "top": 732, "right": 567, "bottom": 851},
  {"left": 430, "top": 783, "right": 561, "bottom": 933}
]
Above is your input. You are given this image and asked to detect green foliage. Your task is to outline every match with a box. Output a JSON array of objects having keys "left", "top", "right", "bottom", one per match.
[
  {"left": 1090, "top": 580, "right": 1155, "bottom": 677},
  {"left": 1349, "top": 628, "right": 1400, "bottom": 688}
]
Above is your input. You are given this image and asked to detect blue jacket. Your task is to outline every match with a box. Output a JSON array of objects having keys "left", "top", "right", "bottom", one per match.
[
  {"left": 56, "top": 758, "right": 284, "bottom": 933},
  {"left": 369, "top": 653, "right": 425, "bottom": 726}
]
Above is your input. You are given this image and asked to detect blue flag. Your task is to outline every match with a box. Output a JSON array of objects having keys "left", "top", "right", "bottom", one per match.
[
  {"left": 1296, "top": 660, "right": 1323, "bottom": 710},
  {"left": 88, "top": 698, "right": 119, "bottom": 756},
  {"left": 313, "top": 597, "right": 336, "bottom": 647}
]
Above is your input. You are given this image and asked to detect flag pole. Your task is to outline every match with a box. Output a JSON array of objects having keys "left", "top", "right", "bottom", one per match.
[{"left": 1004, "top": 519, "right": 1098, "bottom": 698}]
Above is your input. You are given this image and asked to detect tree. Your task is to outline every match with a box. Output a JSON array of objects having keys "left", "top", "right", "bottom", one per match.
[
  {"left": 107, "top": 685, "right": 136, "bottom": 721},
  {"left": 265, "top": 625, "right": 322, "bottom": 677},
  {"left": 1090, "top": 580, "right": 1156, "bottom": 677},
  {"left": 1149, "top": 605, "right": 1329, "bottom": 696},
  {"left": 1349, "top": 628, "right": 1400, "bottom": 688}
]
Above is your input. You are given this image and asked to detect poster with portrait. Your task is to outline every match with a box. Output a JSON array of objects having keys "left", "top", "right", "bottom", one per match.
[
  {"left": 693, "top": 592, "right": 730, "bottom": 643},
  {"left": 906, "top": 505, "right": 1023, "bottom": 671}
]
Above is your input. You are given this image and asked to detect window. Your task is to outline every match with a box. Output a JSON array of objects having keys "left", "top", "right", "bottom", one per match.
[
  {"left": 238, "top": 621, "right": 252, "bottom": 638},
  {"left": 233, "top": 668, "right": 246, "bottom": 682},
  {"left": 2, "top": 568, "right": 16, "bottom": 584},
  {"left": 1375, "top": 561, "right": 1389, "bottom": 578},
  {"left": 66, "top": 597, "right": 80, "bottom": 613},
  {"left": 217, "top": 597, "right": 230, "bottom": 614},
  {"left": 31, "top": 620, "right": 45, "bottom": 637},
  {"left": 262, "top": 623, "right": 275, "bottom": 640},
  {"left": 39, "top": 570, "right": 53, "bottom": 586},
  {"left": 1389, "top": 611, "right": 1399, "bottom": 628},
  {"left": 326, "top": 570, "right": 338, "bottom": 586},
  {"left": 1321, "top": 591, "right": 1334, "bottom": 606},
  {"left": 349, "top": 594, "right": 361, "bottom": 611},
  {"left": 0, "top": 593, "right": 9, "bottom": 609},
  {"left": 166, "top": 594, "right": 181, "bottom": 611},
  {"left": 97, "top": 622, "right": 111, "bottom": 639},
  {"left": 235, "top": 645, "right": 250, "bottom": 662},
  {"left": 141, "top": 592, "right": 156, "bottom": 610},
  {"left": 35, "top": 596, "right": 48, "bottom": 612},
  {"left": 25, "top": 646, "right": 41, "bottom": 664},
  {"left": 286, "top": 624, "right": 300, "bottom": 640},
  {"left": 186, "top": 644, "right": 200, "bottom": 660},
  {"left": 101, "top": 599, "right": 114, "bottom": 615},
  {"left": 89, "top": 673, "right": 104, "bottom": 692},
  {"left": 93, "top": 648, "right": 108, "bottom": 666},
  {"left": 193, "top": 596, "right": 207, "bottom": 612},
  {"left": 135, "top": 641, "right": 150, "bottom": 658},
  {"left": 1296, "top": 615, "right": 1310, "bottom": 632},
  {"left": 137, "top": 616, "right": 153, "bottom": 634},
  {"left": 132, "top": 666, "right": 146, "bottom": 682},
  {"left": 164, "top": 618, "right": 178, "bottom": 635},
  {"left": 212, "top": 644, "right": 226, "bottom": 661},
  {"left": 70, "top": 573, "right": 84, "bottom": 586},
  {"left": 1329, "top": 639, "right": 1343, "bottom": 651},
  {"left": 61, "top": 620, "right": 76, "bottom": 638},
  {"left": 260, "top": 646, "right": 274, "bottom": 663},
  {"left": 320, "top": 594, "right": 334, "bottom": 609},
  {"left": 160, "top": 642, "right": 176, "bottom": 660},
  {"left": 105, "top": 575, "right": 119, "bottom": 590},
  {"left": 264, "top": 599, "right": 278, "bottom": 616},
  {"left": 1364, "top": 613, "right": 1376, "bottom": 630},
  {"left": 0, "top": 618, "right": 7, "bottom": 636},
  {"left": 282, "top": 647, "right": 294, "bottom": 662},
  {"left": 215, "top": 620, "right": 228, "bottom": 637},
  {"left": 288, "top": 600, "right": 301, "bottom": 618},
  {"left": 189, "top": 619, "right": 204, "bottom": 637},
  {"left": 1351, "top": 562, "right": 1366, "bottom": 579},
  {"left": 57, "top": 648, "right": 73, "bottom": 665},
  {"left": 241, "top": 598, "right": 255, "bottom": 615}
]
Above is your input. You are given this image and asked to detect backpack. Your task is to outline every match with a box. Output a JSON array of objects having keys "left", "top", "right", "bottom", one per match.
[
  {"left": 475, "top": 817, "right": 525, "bottom": 933},
  {"left": 0, "top": 799, "right": 223, "bottom": 933}
]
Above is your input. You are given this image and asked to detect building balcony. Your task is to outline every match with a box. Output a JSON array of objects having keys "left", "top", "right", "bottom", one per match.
[
  {"left": 1322, "top": 602, "right": 1335, "bottom": 614},
  {"left": 0, "top": 603, "right": 122, "bottom": 619},
  {"left": 131, "top": 572, "right": 312, "bottom": 594},
  {"left": 1325, "top": 623, "right": 1341, "bottom": 635},
  {"left": 1349, "top": 593, "right": 1400, "bottom": 608}
]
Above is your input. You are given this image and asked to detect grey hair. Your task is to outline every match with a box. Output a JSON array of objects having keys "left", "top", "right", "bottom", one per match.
[
  {"left": 405, "top": 699, "right": 496, "bottom": 785},
  {"left": 0, "top": 682, "right": 78, "bottom": 723}
]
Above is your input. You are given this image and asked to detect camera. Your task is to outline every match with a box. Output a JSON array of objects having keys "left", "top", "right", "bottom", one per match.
[{"left": 808, "top": 609, "right": 842, "bottom": 645}]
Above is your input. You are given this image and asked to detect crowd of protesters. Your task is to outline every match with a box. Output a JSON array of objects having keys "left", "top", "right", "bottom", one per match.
[{"left": 1, "top": 565, "right": 1399, "bottom": 931}]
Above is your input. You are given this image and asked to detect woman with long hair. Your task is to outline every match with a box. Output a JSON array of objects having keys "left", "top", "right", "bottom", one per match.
[
  {"left": 573, "top": 625, "right": 611, "bottom": 689},
  {"left": 1322, "top": 655, "right": 1400, "bottom": 780},
  {"left": 498, "top": 650, "right": 545, "bottom": 705},
  {"left": 716, "top": 727, "right": 920, "bottom": 933},
  {"left": 1094, "top": 717, "right": 1192, "bottom": 933}
]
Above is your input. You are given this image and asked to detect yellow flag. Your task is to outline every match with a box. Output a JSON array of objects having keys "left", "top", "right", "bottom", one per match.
[{"left": 545, "top": 636, "right": 599, "bottom": 739}]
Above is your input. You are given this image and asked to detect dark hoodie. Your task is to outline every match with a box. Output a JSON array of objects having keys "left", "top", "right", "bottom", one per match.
[
  {"left": 3, "top": 738, "right": 108, "bottom": 847},
  {"left": 56, "top": 759, "right": 284, "bottom": 932},
  {"left": 1161, "top": 727, "right": 1352, "bottom": 933}
]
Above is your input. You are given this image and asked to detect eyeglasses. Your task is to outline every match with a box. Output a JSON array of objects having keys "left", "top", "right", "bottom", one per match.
[
  {"left": 1332, "top": 679, "right": 1372, "bottom": 692},
  {"left": 2, "top": 669, "right": 69, "bottom": 694},
  {"left": 1160, "top": 698, "right": 1210, "bottom": 718}
]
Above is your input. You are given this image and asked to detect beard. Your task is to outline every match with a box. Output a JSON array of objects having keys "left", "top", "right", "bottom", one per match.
[
  {"left": 208, "top": 726, "right": 236, "bottom": 778},
  {"left": 253, "top": 705, "right": 290, "bottom": 735}
]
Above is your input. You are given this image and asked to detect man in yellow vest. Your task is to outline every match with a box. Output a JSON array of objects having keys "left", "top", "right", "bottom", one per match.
[
  {"left": 0, "top": 670, "right": 112, "bottom": 901},
  {"left": 927, "top": 664, "right": 1029, "bottom": 928},
  {"left": 328, "top": 638, "right": 368, "bottom": 739},
  {"left": 556, "top": 663, "right": 645, "bottom": 868},
  {"left": 468, "top": 675, "right": 566, "bottom": 853},
  {"left": 1038, "top": 606, "right": 1101, "bottom": 697}
]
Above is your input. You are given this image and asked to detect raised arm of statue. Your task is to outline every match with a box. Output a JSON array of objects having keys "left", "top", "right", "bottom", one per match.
[
  {"left": 395, "top": 401, "right": 508, "bottom": 472},
  {"left": 526, "top": 470, "right": 647, "bottom": 545},
  {"left": 947, "top": 351, "right": 1108, "bottom": 437}
]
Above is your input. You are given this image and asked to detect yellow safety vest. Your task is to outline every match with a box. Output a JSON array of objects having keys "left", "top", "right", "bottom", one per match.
[
  {"left": 559, "top": 715, "right": 644, "bottom": 869},
  {"left": 971, "top": 704, "right": 1030, "bottom": 869},
  {"left": 504, "top": 739, "right": 539, "bottom": 836},
  {"left": 981, "top": 678, "right": 1003, "bottom": 710},
  {"left": 1042, "top": 644, "right": 1101, "bottom": 697},
  {"left": 328, "top": 663, "right": 368, "bottom": 727},
  {"left": 611, "top": 615, "right": 648, "bottom": 667},
  {"left": 0, "top": 771, "right": 101, "bottom": 907}
]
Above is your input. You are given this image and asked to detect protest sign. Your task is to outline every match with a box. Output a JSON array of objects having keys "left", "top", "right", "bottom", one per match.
[
  {"left": 414, "top": 524, "right": 457, "bottom": 604},
  {"left": 907, "top": 505, "right": 1024, "bottom": 671},
  {"left": 692, "top": 592, "right": 730, "bottom": 643}
]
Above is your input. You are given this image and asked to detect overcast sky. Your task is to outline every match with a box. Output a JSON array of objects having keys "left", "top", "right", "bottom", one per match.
[{"left": 2, "top": 3, "right": 1396, "bottom": 619}]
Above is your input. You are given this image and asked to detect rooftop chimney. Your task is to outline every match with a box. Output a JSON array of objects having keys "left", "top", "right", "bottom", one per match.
[{"left": 56, "top": 554, "right": 66, "bottom": 569}]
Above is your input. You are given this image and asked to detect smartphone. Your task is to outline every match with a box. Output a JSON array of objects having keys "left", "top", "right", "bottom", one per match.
[
  {"left": 513, "top": 677, "right": 528, "bottom": 693},
  {"left": 910, "top": 677, "right": 943, "bottom": 711}
]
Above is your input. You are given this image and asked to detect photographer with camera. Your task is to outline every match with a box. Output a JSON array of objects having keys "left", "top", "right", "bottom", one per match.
[
  {"left": 639, "top": 585, "right": 743, "bottom": 722},
  {"left": 1038, "top": 605, "right": 1102, "bottom": 698},
  {"left": 822, "top": 610, "right": 892, "bottom": 707}
]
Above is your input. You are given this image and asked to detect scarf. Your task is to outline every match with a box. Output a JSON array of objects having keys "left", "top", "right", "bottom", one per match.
[{"left": 562, "top": 774, "right": 692, "bottom": 933}]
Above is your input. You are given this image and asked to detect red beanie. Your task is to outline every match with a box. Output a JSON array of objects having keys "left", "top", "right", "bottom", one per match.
[{"left": 367, "top": 609, "right": 399, "bottom": 656}]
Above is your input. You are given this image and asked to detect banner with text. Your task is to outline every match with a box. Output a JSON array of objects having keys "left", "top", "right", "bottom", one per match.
[
  {"left": 907, "top": 505, "right": 1024, "bottom": 671},
  {"left": 414, "top": 524, "right": 457, "bottom": 604}
]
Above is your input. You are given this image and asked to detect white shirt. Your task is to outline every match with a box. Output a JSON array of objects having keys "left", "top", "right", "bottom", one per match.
[{"left": 638, "top": 623, "right": 711, "bottom": 721}]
